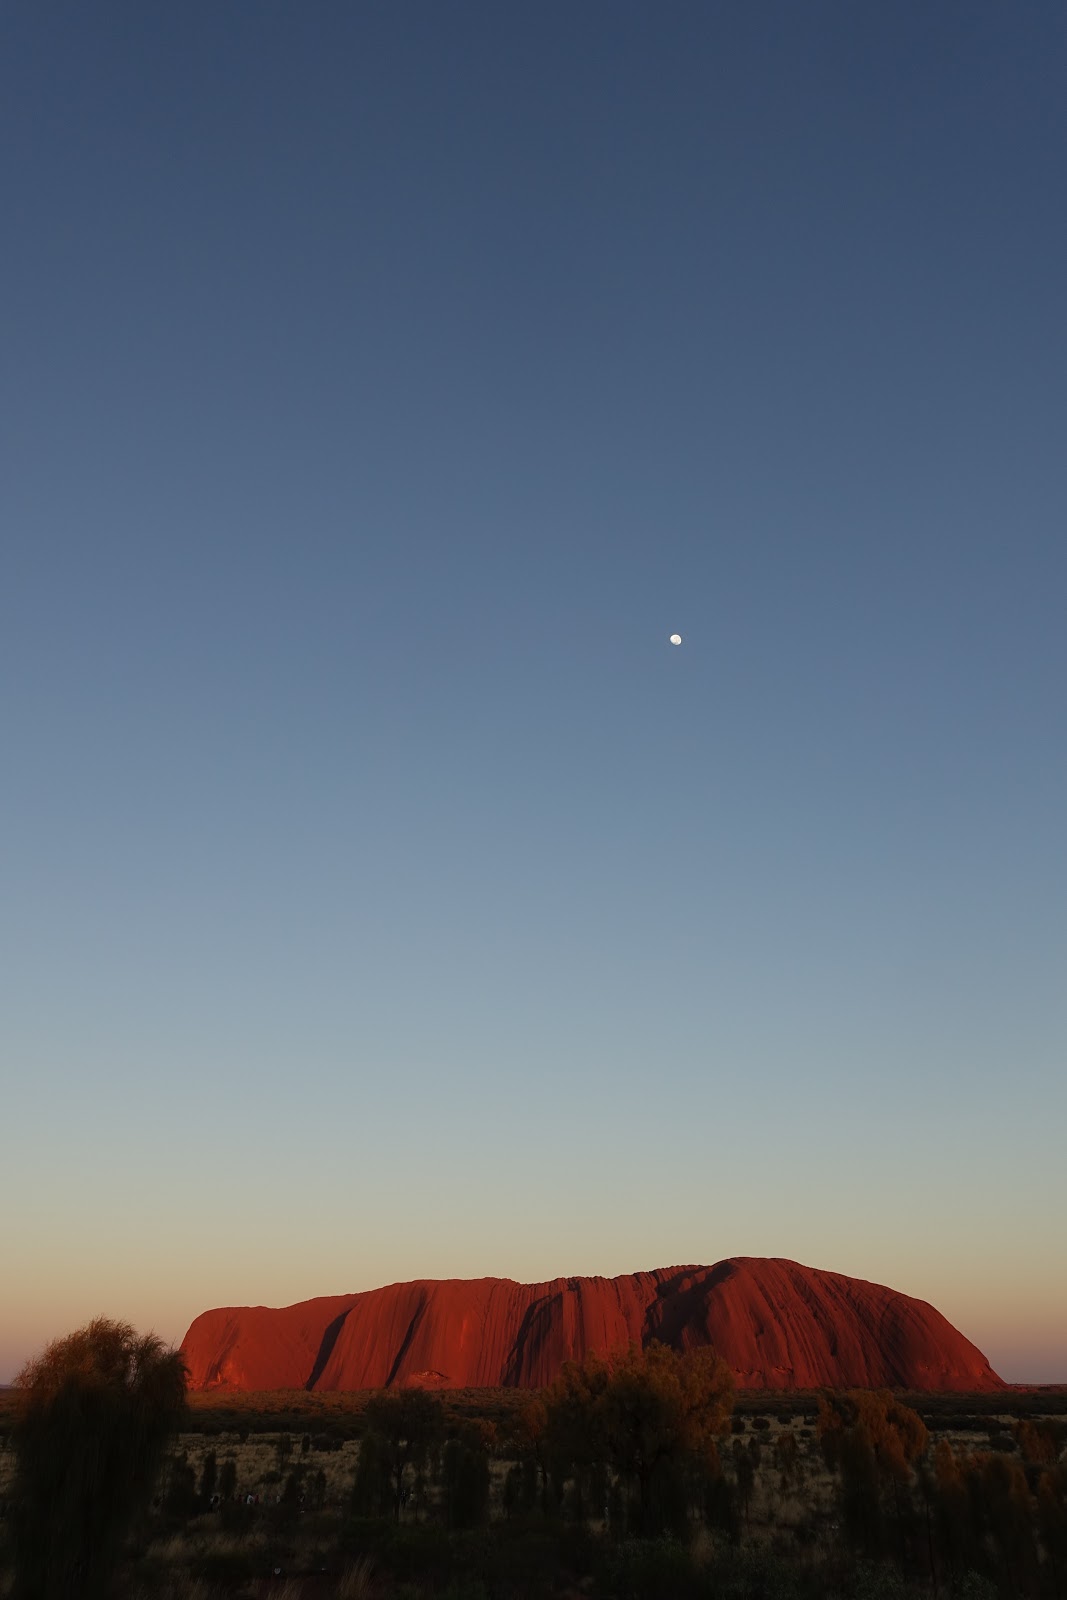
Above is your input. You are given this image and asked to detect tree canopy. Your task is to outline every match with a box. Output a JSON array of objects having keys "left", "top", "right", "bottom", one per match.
[
  {"left": 532, "top": 1339, "right": 735, "bottom": 1534},
  {"left": 11, "top": 1317, "right": 187, "bottom": 1600}
]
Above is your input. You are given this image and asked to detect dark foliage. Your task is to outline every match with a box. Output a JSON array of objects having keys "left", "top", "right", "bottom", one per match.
[
  {"left": 9, "top": 1318, "right": 186, "bottom": 1600},
  {"left": 441, "top": 1429, "right": 492, "bottom": 1529}
]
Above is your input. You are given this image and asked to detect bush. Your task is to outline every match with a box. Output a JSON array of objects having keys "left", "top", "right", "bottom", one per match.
[
  {"left": 9, "top": 1318, "right": 186, "bottom": 1600},
  {"left": 441, "top": 1434, "right": 492, "bottom": 1529},
  {"left": 162, "top": 1451, "right": 199, "bottom": 1519}
]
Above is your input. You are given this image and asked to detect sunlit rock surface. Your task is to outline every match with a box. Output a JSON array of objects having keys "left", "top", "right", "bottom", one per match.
[{"left": 180, "top": 1257, "right": 1003, "bottom": 1393}]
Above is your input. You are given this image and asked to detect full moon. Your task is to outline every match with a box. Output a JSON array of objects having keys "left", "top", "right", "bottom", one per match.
[{"left": 669, "top": 633, "right": 682, "bottom": 645}]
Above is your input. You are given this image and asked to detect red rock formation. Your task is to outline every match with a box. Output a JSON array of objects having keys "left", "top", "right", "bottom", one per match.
[{"left": 180, "top": 1258, "right": 1003, "bottom": 1393}]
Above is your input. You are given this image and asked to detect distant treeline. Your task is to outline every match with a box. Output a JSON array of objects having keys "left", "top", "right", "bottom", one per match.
[
  {"left": 2, "top": 1382, "right": 1064, "bottom": 1443},
  {"left": 171, "top": 1385, "right": 1067, "bottom": 1440}
]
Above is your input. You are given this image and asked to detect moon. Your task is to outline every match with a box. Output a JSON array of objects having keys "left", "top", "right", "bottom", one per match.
[{"left": 669, "top": 633, "right": 682, "bottom": 646}]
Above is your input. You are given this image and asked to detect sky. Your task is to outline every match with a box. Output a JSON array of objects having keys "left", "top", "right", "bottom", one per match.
[{"left": 1, "top": 2, "right": 1064, "bottom": 1387}]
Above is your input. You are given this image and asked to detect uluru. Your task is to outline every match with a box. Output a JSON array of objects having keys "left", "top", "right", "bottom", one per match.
[{"left": 180, "top": 1257, "right": 1003, "bottom": 1393}]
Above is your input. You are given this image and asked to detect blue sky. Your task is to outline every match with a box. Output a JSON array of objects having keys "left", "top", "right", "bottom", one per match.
[{"left": 2, "top": 1, "right": 1065, "bottom": 1383}]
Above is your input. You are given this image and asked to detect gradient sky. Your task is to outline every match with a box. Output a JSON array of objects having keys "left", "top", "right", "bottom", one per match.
[{"left": 2, "top": 2, "right": 1065, "bottom": 1386}]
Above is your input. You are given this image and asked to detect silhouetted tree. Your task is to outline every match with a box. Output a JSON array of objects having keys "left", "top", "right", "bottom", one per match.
[
  {"left": 270, "top": 1465, "right": 305, "bottom": 1533},
  {"left": 732, "top": 1437, "right": 756, "bottom": 1526},
  {"left": 819, "top": 1391, "right": 927, "bottom": 1566},
  {"left": 825, "top": 1395, "right": 927, "bottom": 1568},
  {"left": 359, "top": 1389, "right": 445, "bottom": 1522},
  {"left": 351, "top": 1427, "right": 393, "bottom": 1518},
  {"left": 542, "top": 1350, "right": 611, "bottom": 1520},
  {"left": 543, "top": 1340, "right": 734, "bottom": 1536},
  {"left": 9, "top": 1317, "right": 187, "bottom": 1600},
  {"left": 976, "top": 1451, "right": 1039, "bottom": 1594},
  {"left": 775, "top": 1429, "right": 799, "bottom": 1489},
  {"left": 440, "top": 1424, "right": 492, "bottom": 1529},
  {"left": 198, "top": 1448, "right": 217, "bottom": 1507},
  {"left": 1037, "top": 1464, "right": 1067, "bottom": 1598},
  {"left": 162, "top": 1450, "right": 198, "bottom": 1519},
  {"left": 931, "top": 1437, "right": 976, "bottom": 1582},
  {"left": 509, "top": 1396, "right": 557, "bottom": 1515}
]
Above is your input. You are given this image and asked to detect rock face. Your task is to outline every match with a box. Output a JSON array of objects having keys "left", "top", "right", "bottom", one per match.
[{"left": 180, "top": 1257, "right": 1003, "bottom": 1393}]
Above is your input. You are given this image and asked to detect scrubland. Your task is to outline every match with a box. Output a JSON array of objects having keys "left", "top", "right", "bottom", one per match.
[{"left": 1, "top": 1379, "right": 1065, "bottom": 1600}]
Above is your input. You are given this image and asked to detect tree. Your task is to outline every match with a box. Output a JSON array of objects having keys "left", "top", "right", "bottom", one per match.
[
  {"left": 604, "top": 1342, "right": 733, "bottom": 1534},
  {"left": 541, "top": 1350, "right": 611, "bottom": 1520},
  {"left": 351, "top": 1427, "right": 393, "bottom": 1519},
  {"left": 543, "top": 1340, "right": 734, "bottom": 1535},
  {"left": 818, "top": 1391, "right": 927, "bottom": 1563},
  {"left": 775, "top": 1429, "right": 800, "bottom": 1490},
  {"left": 440, "top": 1424, "right": 492, "bottom": 1529},
  {"left": 1037, "top": 1464, "right": 1067, "bottom": 1597},
  {"left": 10, "top": 1317, "right": 187, "bottom": 1600},
  {"left": 359, "top": 1389, "right": 445, "bottom": 1522},
  {"left": 198, "top": 1448, "right": 217, "bottom": 1507},
  {"left": 972, "top": 1451, "right": 1038, "bottom": 1594},
  {"left": 931, "top": 1437, "right": 975, "bottom": 1582},
  {"left": 506, "top": 1401, "right": 550, "bottom": 1514},
  {"left": 162, "top": 1450, "right": 198, "bottom": 1519},
  {"left": 732, "top": 1437, "right": 757, "bottom": 1526},
  {"left": 309, "top": 1466, "right": 328, "bottom": 1512}
]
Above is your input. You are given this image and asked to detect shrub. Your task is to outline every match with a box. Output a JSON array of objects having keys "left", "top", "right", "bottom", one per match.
[
  {"left": 1013, "top": 1419, "right": 1064, "bottom": 1464},
  {"left": 441, "top": 1433, "right": 491, "bottom": 1530},
  {"left": 162, "top": 1451, "right": 198, "bottom": 1519}
]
